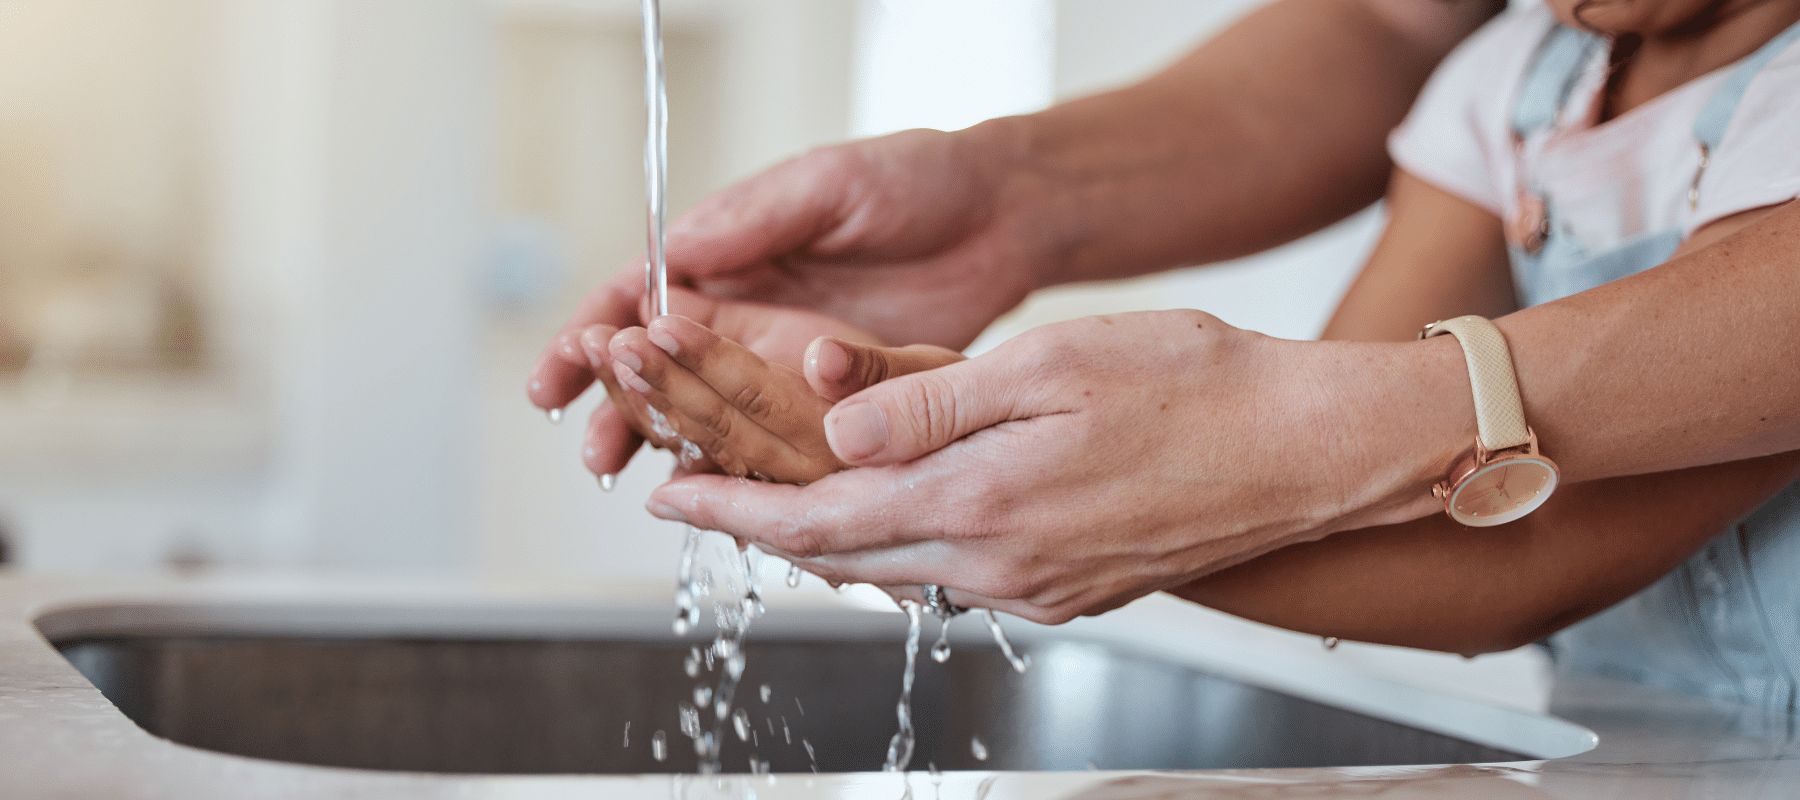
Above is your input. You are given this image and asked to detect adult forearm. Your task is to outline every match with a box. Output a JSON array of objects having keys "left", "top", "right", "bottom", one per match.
[
  {"left": 1499, "top": 202, "right": 1800, "bottom": 482},
  {"left": 964, "top": 0, "right": 1500, "bottom": 288}
]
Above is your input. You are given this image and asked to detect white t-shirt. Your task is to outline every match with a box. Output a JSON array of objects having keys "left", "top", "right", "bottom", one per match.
[{"left": 1389, "top": 4, "right": 1800, "bottom": 248}]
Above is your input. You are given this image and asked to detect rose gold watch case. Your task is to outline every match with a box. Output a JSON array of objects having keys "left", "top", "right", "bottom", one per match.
[{"left": 1433, "top": 430, "right": 1560, "bottom": 527}]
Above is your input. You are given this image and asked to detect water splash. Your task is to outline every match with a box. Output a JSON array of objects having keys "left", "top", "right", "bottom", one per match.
[
  {"left": 884, "top": 600, "right": 923, "bottom": 772},
  {"left": 981, "top": 609, "right": 1030, "bottom": 674},
  {"left": 673, "top": 526, "right": 703, "bottom": 635}
]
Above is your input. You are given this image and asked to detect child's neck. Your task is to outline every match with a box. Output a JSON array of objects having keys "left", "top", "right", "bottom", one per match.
[{"left": 1600, "top": 0, "right": 1800, "bottom": 122}]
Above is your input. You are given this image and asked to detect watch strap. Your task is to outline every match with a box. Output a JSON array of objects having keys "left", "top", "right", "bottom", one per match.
[{"left": 1421, "top": 316, "right": 1531, "bottom": 452}]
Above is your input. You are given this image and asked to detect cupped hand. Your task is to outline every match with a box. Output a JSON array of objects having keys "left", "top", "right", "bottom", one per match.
[
  {"left": 607, "top": 315, "right": 964, "bottom": 483},
  {"left": 555, "top": 286, "right": 885, "bottom": 478},
  {"left": 642, "top": 310, "right": 1456, "bottom": 624},
  {"left": 528, "top": 128, "right": 1040, "bottom": 457}
]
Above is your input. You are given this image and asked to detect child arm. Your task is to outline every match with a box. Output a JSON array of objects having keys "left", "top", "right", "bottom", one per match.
[{"left": 1171, "top": 177, "right": 1800, "bottom": 653}]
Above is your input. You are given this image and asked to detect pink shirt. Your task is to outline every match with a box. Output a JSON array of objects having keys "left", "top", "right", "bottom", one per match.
[{"left": 1389, "top": 4, "right": 1800, "bottom": 245}]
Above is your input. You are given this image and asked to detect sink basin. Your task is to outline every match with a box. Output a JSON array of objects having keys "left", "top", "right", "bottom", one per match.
[{"left": 36, "top": 602, "right": 1585, "bottom": 775}]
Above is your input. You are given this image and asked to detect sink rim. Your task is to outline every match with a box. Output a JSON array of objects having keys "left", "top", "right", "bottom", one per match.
[{"left": 31, "top": 595, "right": 1599, "bottom": 764}]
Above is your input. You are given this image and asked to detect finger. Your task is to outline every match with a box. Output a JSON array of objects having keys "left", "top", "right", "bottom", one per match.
[
  {"left": 648, "top": 316, "right": 840, "bottom": 448},
  {"left": 805, "top": 338, "right": 967, "bottom": 402},
  {"left": 612, "top": 325, "right": 831, "bottom": 482},
  {"left": 664, "top": 153, "right": 851, "bottom": 282},
  {"left": 824, "top": 353, "right": 1031, "bottom": 467},
  {"left": 582, "top": 400, "right": 644, "bottom": 480},
  {"left": 528, "top": 275, "right": 642, "bottom": 411},
  {"left": 647, "top": 471, "right": 936, "bottom": 558},
  {"left": 667, "top": 285, "right": 886, "bottom": 372}
]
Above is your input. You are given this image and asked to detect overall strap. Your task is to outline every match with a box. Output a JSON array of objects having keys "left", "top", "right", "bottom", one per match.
[
  {"left": 1693, "top": 17, "right": 1800, "bottom": 151},
  {"left": 1511, "top": 24, "right": 1605, "bottom": 139}
]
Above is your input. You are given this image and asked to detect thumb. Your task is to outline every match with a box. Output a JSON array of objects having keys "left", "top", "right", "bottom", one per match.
[
  {"left": 824, "top": 354, "right": 1023, "bottom": 466},
  {"left": 805, "top": 337, "right": 966, "bottom": 402}
]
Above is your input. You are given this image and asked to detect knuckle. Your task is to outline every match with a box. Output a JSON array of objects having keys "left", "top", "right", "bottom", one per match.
[
  {"left": 855, "top": 346, "right": 893, "bottom": 388},
  {"left": 731, "top": 384, "right": 782, "bottom": 420},
  {"left": 897, "top": 372, "right": 962, "bottom": 447},
  {"left": 773, "top": 518, "right": 826, "bottom": 559}
]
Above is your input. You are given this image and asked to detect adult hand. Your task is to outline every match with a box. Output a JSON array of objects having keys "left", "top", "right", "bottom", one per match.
[
  {"left": 527, "top": 128, "right": 1041, "bottom": 459},
  {"left": 607, "top": 314, "right": 963, "bottom": 483},
  {"left": 643, "top": 309, "right": 1473, "bottom": 624}
]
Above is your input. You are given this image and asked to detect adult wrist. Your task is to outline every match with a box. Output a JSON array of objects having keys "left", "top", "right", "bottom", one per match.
[
  {"left": 1313, "top": 335, "right": 1482, "bottom": 534},
  {"left": 957, "top": 113, "right": 1089, "bottom": 293}
]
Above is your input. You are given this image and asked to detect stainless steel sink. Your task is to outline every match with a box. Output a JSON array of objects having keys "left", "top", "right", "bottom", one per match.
[{"left": 37, "top": 602, "right": 1561, "bottom": 775}]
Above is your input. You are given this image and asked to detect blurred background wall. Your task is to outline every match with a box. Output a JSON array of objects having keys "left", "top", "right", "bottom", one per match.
[{"left": 0, "top": 0, "right": 1375, "bottom": 582}]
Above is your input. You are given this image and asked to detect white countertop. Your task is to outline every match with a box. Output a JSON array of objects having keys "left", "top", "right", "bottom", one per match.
[{"left": 2, "top": 573, "right": 1795, "bottom": 799}]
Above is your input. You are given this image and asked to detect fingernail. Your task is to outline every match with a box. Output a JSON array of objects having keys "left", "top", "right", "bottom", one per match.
[
  {"left": 812, "top": 338, "right": 851, "bottom": 385},
  {"left": 579, "top": 328, "right": 610, "bottom": 364},
  {"left": 827, "top": 401, "right": 890, "bottom": 462},
  {"left": 613, "top": 348, "right": 643, "bottom": 373},
  {"left": 613, "top": 361, "right": 652, "bottom": 393},
  {"left": 647, "top": 326, "right": 679, "bottom": 356},
  {"left": 648, "top": 502, "right": 688, "bottom": 523}
]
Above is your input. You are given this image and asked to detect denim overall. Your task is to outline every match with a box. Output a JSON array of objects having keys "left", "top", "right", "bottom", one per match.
[{"left": 1509, "top": 21, "right": 1800, "bottom": 712}]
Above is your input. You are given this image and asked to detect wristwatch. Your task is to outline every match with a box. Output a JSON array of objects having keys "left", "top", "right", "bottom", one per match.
[{"left": 1420, "top": 316, "right": 1559, "bottom": 527}]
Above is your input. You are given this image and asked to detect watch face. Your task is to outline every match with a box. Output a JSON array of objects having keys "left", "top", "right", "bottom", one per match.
[{"left": 1450, "top": 456, "right": 1559, "bottom": 527}]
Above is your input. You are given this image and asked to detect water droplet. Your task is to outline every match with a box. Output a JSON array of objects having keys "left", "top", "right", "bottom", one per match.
[
  {"left": 622, "top": 720, "right": 631, "bottom": 748},
  {"left": 1086, "top": 760, "right": 1099, "bottom": 771},
  {"left": 970, "top": 736, "right": 988, "bottom": 761},
  {"left": 678, "top": 703, "right": 701, "bottom": 739},
  {"left": 786, "top": 563, "right": 803, "bottom": 588},
  {"left": 834, "top": 582, "right": 853, "bottom": 594},
  {"left": 759, "top": 684, "right": 772, "bottom": 703},
  {"left": 599, "top": 473, "right": 616, "bottom": 492},
  {"left": 733, "top": 708, "right": 752, "bottom": 741},
  {"left": 693, "top": 685, "right": 713, "bottom": 708},
  {"left": 1322, "top": 636, "right": 1340, "bottom": 650},
  {"left": 546, "top": 407, "right": 564, "bottom": 424},
  {"left": 794, "top": 697, "right": 805, "bottom": 716},
  {"left": 684, "top": 647, "right": 702, "bottom": 677},
  {"left": 651, "top": 730, "right": 668, "bottom": 761},
  {"left": 802, "top": 739, "right": 817, "bottom": 771},
  {"left": 931, "top": 613, "right": 953, "bottom": 662}
]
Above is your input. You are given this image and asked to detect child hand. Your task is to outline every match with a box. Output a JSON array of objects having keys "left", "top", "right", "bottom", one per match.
[{"left": 607, "top": 315, "right": 963, "bottom": 484}]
